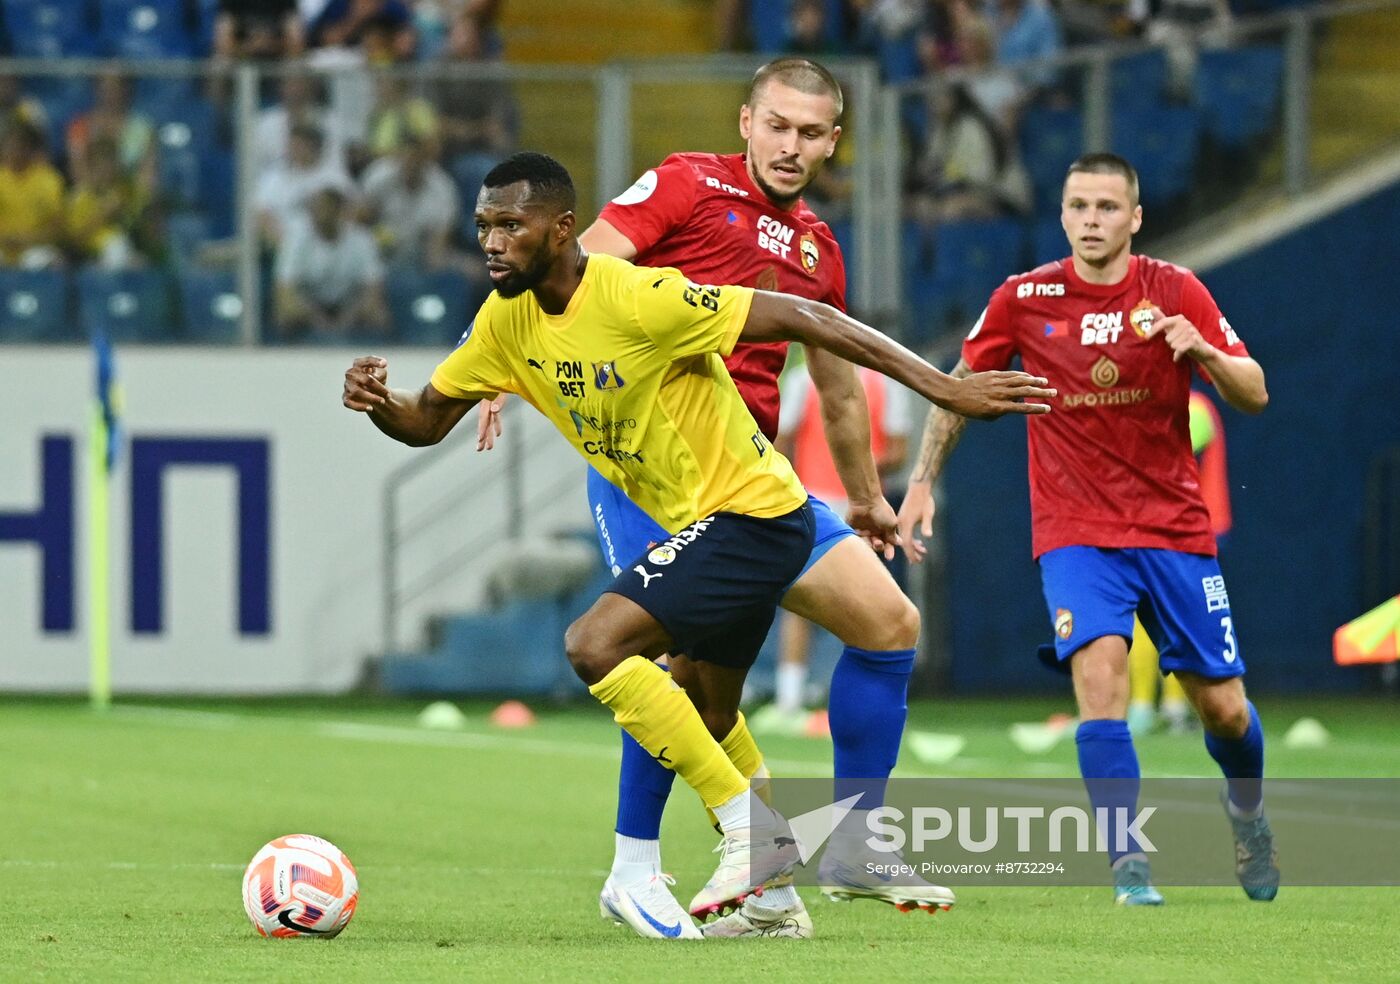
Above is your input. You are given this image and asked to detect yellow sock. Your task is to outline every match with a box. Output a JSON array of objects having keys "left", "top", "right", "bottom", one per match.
[
  {"left": 703, "top": 712, "right": 771, "bottom": 829},
  {"left": 1161, "top": 671, "right": 1187, "bottom": 705},
  {"left": 589, "top": 655, "right": 747, "bottom": 809},
  {"left": 1128, "top": 614, "right": 1160, "bottom": 706}
]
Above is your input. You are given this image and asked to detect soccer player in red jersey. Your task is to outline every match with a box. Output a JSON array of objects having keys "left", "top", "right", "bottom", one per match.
[
  {"left": 897, "top": 153, "right": 1278, "bottom": 905},
  {"left": 480, "top": 59, "right": 961, "bottom": 936}
]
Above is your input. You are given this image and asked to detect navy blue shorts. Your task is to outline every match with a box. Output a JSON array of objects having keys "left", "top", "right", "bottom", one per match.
[
  {"left": 603, "top": 499, "right": 816, "bottom": 669},
  {"left": 1038, "top": 545, "right": 1244, "bottom": 678},
  {"left": 587, "top": 466, "right": 853, "bottom": 584}
]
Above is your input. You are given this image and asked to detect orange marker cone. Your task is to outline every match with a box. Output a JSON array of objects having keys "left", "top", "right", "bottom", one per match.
[{"left": 489, "top": 699, "right": 536, "bottom": 729}]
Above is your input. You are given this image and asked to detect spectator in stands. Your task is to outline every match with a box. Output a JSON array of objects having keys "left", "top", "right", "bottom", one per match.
[
  {"left": 909, "top": 82, "right": 1031, "bottom": 220},
  {"left": 309, "top": 0, "right": 415, "bottom": 57},
  {"left": 274, "top": 185, "right": 389, "bottom": 339},
  {"left": 433, "top": 7, "right": 516, "bottom": 205},
  {"left": 916, "top": 0, "right": 975, "bottom": 73},
  {"left": 992, "top": 0, "right": 1064, "bottom": 90},
  {"left": 66, "top": 72, "right": 156, "bottom": 195},
  {"left": 254, "top": 72, "right": 346, "bottom": 175},
  {"left": 786, "top": 0, "right": 843, "bottom": 56},
  {"left": 0, "top": 72, "right": 48, "bottom": 148},
  {"left": 1130, "top": 0, "right": 1234, "bottom": 97},
  {"left": 66, "top": 137, "right": 148, "bottom": 270},
  {"left": 957, "top": 16, "right": 1027, "bottom": 135},
  {"left": 214, "top": 0, "right": 306, "bottom": 59},
  {"left": 255, "top": 122, "right": 355, "bottom": 244},
  {"left": 358, "top": 134, "right": 459, "bottom": 268},
  {"left": 0, "top": 119, "right": 65, "bottom": 268},
  {"left": 366, "top": 73, "right": 440, "bottom": 160}
]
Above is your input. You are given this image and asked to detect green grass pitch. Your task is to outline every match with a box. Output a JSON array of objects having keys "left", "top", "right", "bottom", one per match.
[{"left": 2, "top": 695, "right": 1397, "bottom": 982}]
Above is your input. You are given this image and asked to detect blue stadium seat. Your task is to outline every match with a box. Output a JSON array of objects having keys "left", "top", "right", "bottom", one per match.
[
  {"left": 1109, "top": 48, "right": 1169, "bottom": 111},
  {"left": 179, "top": 268, "right": 242, "bottom": 343},
  {"left": 1112, "top": 105, "right": 1202, "bottom": 208},
  {"left": 1020, "top": 107, "right": 1083, "bottom": 212},
  {"left": 930, "top": 218, "right": 1026, "bottom": 319},
  {"left": 879, "top": 34, "right": 922, "bottom": 83},
  {"left": 1194, "top": 45, "right": 1285, "bottom": 150},
  {"left": 827, "top": 218, "right": 856, "bottom": 311},
  {"left": 3, "top": 0, "right": 98, "bottom": 56},
  {"left": 388, "top": 269, "right": 475, "bottom": 346},
  {"left": 0, "top": 268, "right": 72, "bottom": 341},
  {"left": 99, "top": 0, "right": 194, "bottom": 58},
  {"left": 166, "top": 211, "right": 211, "bottom": 262},
  {"left": 152, "top": 99, "right": 232, "bottom": 218},
  {"left": 1030, "top": 216, "right": 1067, "bottom": 267},
  {"left": 76, "top": 268, "right": 176, "bottom": 341}
]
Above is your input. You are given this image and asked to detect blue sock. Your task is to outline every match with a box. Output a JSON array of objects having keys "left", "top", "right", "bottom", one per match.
[
  {"left": 614, "top": 664, "right": 677, "bottom": 840},
  {"left": 829, "top": 646, "right": 915, "bottom": 809},
  {"left": 1205, "top": 700, "right": 1264, "bottom": 814},
  {"left": 1075, "top": 718, "right": 1144, "bottom": 864}
]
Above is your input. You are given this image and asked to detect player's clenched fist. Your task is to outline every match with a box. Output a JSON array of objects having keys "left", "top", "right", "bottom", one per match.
[
  {"left": 1141, "top": 306, "right": 1210, "bottom": 363},
  {"left": 343, "top": 356, "right": 390, "bottom": 412},
  {"left": 945, "top": 370, "right": 1057, "bottom": 420}
]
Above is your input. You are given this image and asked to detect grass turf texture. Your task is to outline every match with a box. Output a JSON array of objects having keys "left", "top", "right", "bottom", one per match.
[{"left": 2, "top": 696, "right": 1396, "bottom": 983}]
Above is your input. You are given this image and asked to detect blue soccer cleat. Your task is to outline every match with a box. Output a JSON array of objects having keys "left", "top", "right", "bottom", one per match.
[
  {"left": 1113, "top": 858, "right": 1165, "bottom": 906},
  {"left": 1220, "top": 788, "right": 1280, "bottom": 902}
]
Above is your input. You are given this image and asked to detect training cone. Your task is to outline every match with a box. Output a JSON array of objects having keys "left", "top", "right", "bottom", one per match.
[
  {"left": 906, "top": 730, "right": 966, "bottom": 765},
  {"left": 802, "top": 708, "right": 831, "bottom": 739},
  {"left": 418, "top": 700, "right": 467, "bottom": 730},
  {"left": 490, "top": 699, "right": 536, "bottom": 729},
  {"left": 1283, "top": 717, "right": 1330, "bottom": 750}
]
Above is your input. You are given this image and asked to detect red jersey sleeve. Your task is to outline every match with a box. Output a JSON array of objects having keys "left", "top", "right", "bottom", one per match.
[
  {"left": 1178, "top": 272, "right": 1249, "bottom": 384},
  {"left": 961, "top": 282, "right": 1018, "bottom": 371},
  {"left": 596, "top": 157, "right": 698, "bottom": 256}
]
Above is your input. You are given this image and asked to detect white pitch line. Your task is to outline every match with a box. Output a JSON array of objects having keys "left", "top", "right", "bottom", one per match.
[{"left": 0, "top": 858, "right": 609, "bottom": 878}]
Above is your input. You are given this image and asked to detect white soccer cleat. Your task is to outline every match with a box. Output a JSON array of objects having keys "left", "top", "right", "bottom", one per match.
[
  {"left": 818, "top": 842, "right": 956, "bottom": 914},
  {"left": 701, "top": 896, "right": 814, "bottom": 938},
  {"left": 599, "top": 871, "right": 703, "bottom": 940},
  {"left": 688, "top": 820, "right": 801, "bottom": 920}
]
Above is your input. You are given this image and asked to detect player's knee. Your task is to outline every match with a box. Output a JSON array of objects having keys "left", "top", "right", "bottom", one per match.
[
  {"left": 845, "top": 592, "right": 921, "bottom": 651},
  {"left": 1198, "top": 693, "right": 1250, "bottom": 738},
  {"left": 563, "top": 620, "right": 624, "bottom": 687}
]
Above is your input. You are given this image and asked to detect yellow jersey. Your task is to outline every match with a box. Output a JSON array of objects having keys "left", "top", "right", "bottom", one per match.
[{"left": 431, "top": 253, "right": 807, "bottom": 532}]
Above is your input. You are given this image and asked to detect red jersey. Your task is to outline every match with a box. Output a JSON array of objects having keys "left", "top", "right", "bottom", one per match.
[
  {"left": 962, "top": 254, "right": 1250, "bottom": 559},
  {"left": 597, "top": 152, "right": 847, "bottom": 439}
]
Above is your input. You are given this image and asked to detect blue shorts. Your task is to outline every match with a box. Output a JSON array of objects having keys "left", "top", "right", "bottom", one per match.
[
  {"left": 1038, "top": 546, "right": 1244, "bottom": 678},
  {"left": 586, "top": 466, "right": 854, "bottom": 586},
  {"left": 604, "top": 501, "right": 816, "bottom": 669}
]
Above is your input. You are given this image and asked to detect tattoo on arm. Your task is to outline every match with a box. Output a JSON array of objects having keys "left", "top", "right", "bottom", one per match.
[{"left": 913, "top": 359, "right": 972, "bottom": 482}]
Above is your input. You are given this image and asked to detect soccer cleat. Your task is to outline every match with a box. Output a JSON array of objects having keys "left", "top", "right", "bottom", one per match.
[
  {"left": 701, "top": 897, "right": 814, "bottom": 938},
  {"left": 1113, "top": 858, "right": 1165, "bottom": 906},
  {"left": 689, "top": 821, "right": 801, "bottom": 919},
  {"left": 599, "top": 871, "right": 703, "bottom": 940},
  {"left": 748, "top": 703, "right": 810, "bottom": 738},
  {"left": 1125, "top": 702, "right": 1157, "bottom": 737},
  {"left": 1220, "top": 788, "right": 1280, "bottom": 902},
  {"left": 817, "top": 842, "right": 955, "bottom": 914}
]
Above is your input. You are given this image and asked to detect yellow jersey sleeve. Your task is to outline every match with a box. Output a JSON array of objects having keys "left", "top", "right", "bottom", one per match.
[
  {"left": 631, "top": 266, "right": 754, "bottom": 363},
  {"left": 429, "top": 300, "right": 518, "bottom": 400}
]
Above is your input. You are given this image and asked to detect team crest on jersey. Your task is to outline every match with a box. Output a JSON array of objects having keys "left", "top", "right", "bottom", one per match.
[
  {"left": 1055, "top": 608, "right": 1073, "bottom": 639},
  {"left": 593, "top": 361, "right": 625, "bottom": 391},
  {"left": 799, "top": 232, "right": 820, "bottom": 274},
  {"left": 1091, "top": 356, "right": 1120, "bottom": 389},
  {"left": 1129, "top": 299, "right": 1158, "bottom": 338}
]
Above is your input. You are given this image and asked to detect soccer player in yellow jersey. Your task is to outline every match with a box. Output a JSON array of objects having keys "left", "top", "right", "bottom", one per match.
[{"left": 342, "top": 152, "right": 1055, "bottom": 933}]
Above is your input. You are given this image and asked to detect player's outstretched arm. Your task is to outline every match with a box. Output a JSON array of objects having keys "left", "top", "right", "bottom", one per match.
[
  {"left": 742, "top": 292, "right": 1056, "bottom": 420},
  {"left": 896, "top": 359, "right": 973, "bottom": 563},
  {"left": 343, "top": 355, "right": 478, "bottom": 447}
]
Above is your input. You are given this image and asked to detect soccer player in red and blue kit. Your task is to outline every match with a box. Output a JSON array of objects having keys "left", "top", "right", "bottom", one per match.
[
  {"left": 479, "top": 59, "right": 956, "bottom": 936},
  {"left": 898, "top": 153, "right": 1278, "bottom": 905}
]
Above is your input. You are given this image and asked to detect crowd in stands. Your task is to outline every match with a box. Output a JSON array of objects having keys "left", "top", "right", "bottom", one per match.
[{"left": 0, "top": 0, "right": 513, "bottom": 343}]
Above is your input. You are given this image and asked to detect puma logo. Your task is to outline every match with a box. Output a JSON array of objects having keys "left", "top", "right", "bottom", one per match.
[{"left": 634, "top": 565, "right": 663, "bottom": 589}]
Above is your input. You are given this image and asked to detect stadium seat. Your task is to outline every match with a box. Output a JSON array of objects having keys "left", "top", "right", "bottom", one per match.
[
  {"left": 388, "top": 269, "right": 475, "bottom": 346},
  {"left": 1020, "top": 107, "right": 1083, "bottom": 212},
  {"left": 1030, "top": 216, "right": 1067, "bottom": 267},
  {"left": 99, "top": 0, "right": 194, "bottom": 58},
  {"left": 1195, "top": 45, "right": 1286, "bottom": 150},
  {"left": 76, "top": 267, "right": 176, "bottom": 342},
  {"left": 0, "top": 268, "right": 73, "bottom": 341},
  {"left": 178, "top": 268, "right": 242, "bottom": 343},
  {"left": 3, "top": 0, "right": 98, "bottom": 56},
  {"left": 152, "top": 99, "right": 232, "bottom": 219},
  {"left": 930, "top": 218, "right": 1026, "bottom": 320},
  {"left": 1109, "top": 47, "right": 1169, "bottom": 111},
  {"left": 1112, "top": 105, "right": 1202, "bottom": 209},
  {"left": 879, "top": 34, "right": 922, "bottom": 83},
  {"left": 165, "top": 211, "right": 211, "bottom": 264}
]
